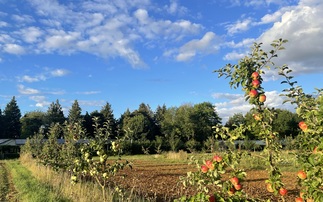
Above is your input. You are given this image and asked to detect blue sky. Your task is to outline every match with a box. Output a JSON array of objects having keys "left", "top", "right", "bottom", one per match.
[{"left": 1, "top": 0, "right": 323, "bottom": 123}]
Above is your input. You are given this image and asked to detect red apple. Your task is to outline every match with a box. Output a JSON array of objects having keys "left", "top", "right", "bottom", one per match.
[
  {"left": 266, "top": 183, "right": 274, "bottom": 193},
  {"left": 300, "top": 192, "right": 305, "bottom": 197},
  {"left": 234, "top": 184, "right": 242, "bottom": 191},
  {"left": 201, "top": 165, "right": 209, "bottom": 173},
  {"left": 205, "top": 160, "right": 214, "bottom": 170},
  {"left": 249, "top": 89, "right": 258, "bottom": 98},
  {"left": 209, "top": 194, "right": 215, "bottom": 202},
  {"left": 228, "top": 187, "right": 235, "bottom": 196},
  {"left": 252, "top": 79, "right": 260, "bottom": 88},
  {"left": 213, "top": 155, "right": 222, "bottom": 162},
  {"left": 299, "top": 121, "right": 308, "bottom": 132},
  {"left": 230, "top": 177, "right": 239, "bottom": 185},
  {"left": 259, "top": 94, "right": 266, "bottom": 103},
  {"left": 313, "top": 146, "right": 322, "bottom": 154},
  {"left": 295, "top": 197, "right": 303, "bottom": 202},
  {"left": 253, "top": 113, "right": 261, "bottom": 121},
  {"left": 297, "top": 170, "right": 307, "bottom": 180},
  {"left": 251, "top": 72, "right": 259, "bottom": 80},
  {"left": 279, "top": 187, "right": 288, "bottom": 196}
]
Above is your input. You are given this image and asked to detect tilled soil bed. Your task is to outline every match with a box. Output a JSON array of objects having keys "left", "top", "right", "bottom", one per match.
[{"left": 111, "top": 159, "right": 299, "bottom": 202}]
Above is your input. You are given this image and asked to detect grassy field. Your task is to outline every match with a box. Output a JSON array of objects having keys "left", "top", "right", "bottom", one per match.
[{"left": 0, "top": 150, "right": 300, "bottom": 202}]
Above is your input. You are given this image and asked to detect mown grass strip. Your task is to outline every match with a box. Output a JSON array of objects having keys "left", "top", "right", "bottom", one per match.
[
  {"left": 0, "top": 162, "right": 9, "bottom": 201},
  {"left": 5, "top": 160, "right": 71, "bottom": 202}
]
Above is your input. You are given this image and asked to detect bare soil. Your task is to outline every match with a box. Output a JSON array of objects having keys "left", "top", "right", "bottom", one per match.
[{"left": 111, "top": 159, "right": 299, "bottom": 202}]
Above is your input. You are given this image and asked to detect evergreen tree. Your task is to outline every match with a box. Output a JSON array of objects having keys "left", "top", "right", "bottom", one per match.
[
  {"left": 46, "top": 99, "right": 65, "bottom": 126},
  {"left": 0, "top": 109, "right": 3, "bottom": 138},
  {"left": 82, "top": 111, "right": 93, "bottom": 137},
  {"left": 3, "top": 96, "right": 21, "bottom": 138},
  {"left": 68, "top": 100, "right": 82, "bottom": 124},
  {"left": 100, "top": 102, "right": 117, "bottom": 137},
  {"left": 135, "top": 103, "right": 156, "bottom": 140}
]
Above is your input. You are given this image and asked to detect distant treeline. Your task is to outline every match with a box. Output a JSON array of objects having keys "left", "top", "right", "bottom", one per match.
[{"left": 0, "top": 96, "right": 301, "bottom": 152}]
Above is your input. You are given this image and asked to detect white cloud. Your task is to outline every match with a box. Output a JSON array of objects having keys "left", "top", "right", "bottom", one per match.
[
  {"left": 76, "top": 91, "right": 101, "bottom": 95},
  {"left": 134, "top": 9, "right": 149, "bottom": 24},
  {"left": 29, "top": 95, "right": 50, "bottom": 108},
  {"left": 3, "top": 44, "right": 25, "bottom": 55},
  {"left": 226, "top": 18, "right": 253, "bottom": 35},
  {"left": 231, "top": 0, "right": 290, "bottom": 7},
  {"left": 41, "top": 30, "right": 81, "bottom": 53},
  {"left": 164, "top": 0, "right": 188, "bottom": 15},
  {"left": 19, "top": 75, "right": 46, "bottom": 83},
  {"left": 17, "top": 68, "right": 68, "bottom": 83},
  {"left": 50, "top": 69, "right": 69, "bottom": 77},
  {"left": 176, "top": 32, "right": 220, "bottom": 61},
  {"left": 223, "top": 51, "right": 246, "bottom": 61},
  {"left": 222, "top": 0, "right": 323, "bottom": 77},
  {"left": 257, "top": 0, "right": 323, "bottom": 74},
  {"left": 17, "top": 84, "right": 40, "bottom": 95},
  {"left": 225, "top": 38, "right": 255, "bottom": 48},
  {"left": 259, "top": 7, "right": 294, "bottom": 24},
  {"left": 213, "top": 91, "right": 295, "bottom": 124},
  {"left": 0, "top": 0, "right": 204, "bottom": 68},
  {"left": 0, "top": 21, "right": 7, "bottom": 27},
  {"left": 133, "top": 8, "right": 202, "bottom": 41},
  {"left": 12, "top": 14, "right": 34, "bottom": 24},
  {"left": 49, "top": 90, "right": 65, "bottom": 95},
  {"left": 19, "top": 27, "right": 43, "bottom": 43},
  {"left": 78, "top": 100, "right": 106, "bottom": 107}
]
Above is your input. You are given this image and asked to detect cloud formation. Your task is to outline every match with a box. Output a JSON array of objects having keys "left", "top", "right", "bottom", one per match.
[
  {"left": 258, "top": 0, "right": 323, "bottom": 74},
  {"left": 17, "top": 68, "right": 68, "bottom": 83},
  {"left": 213, "top": 91, "right": 295, "bottom": 124},
  {"left": 176, "top": 32, "right": 220, "bottom": 61},
  {"left": 0, "top": 0, "right": 204, "bottom": 68},
  {"left": 224, "top": 0, "right": 323, "bottom": 76}
]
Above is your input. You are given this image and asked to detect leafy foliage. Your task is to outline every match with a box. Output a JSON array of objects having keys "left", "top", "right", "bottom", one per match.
[
  {"left": 20, "top": 111, "right": 46, "bottom": 138},
  {"left": 279, "top": 65, "right": 323, "bottom": 201}
]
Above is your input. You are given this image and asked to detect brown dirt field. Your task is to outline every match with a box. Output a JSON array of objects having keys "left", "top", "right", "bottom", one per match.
[{"left": 111, "top": 159, "right": 300, "bottom": 202}]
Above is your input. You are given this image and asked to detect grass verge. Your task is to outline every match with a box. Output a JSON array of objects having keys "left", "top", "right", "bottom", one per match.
[
  {"left": 5, "top": 160, "right": 71, "bottom": 202},
  {"left": 19, "top": 154, "right": 150, "bottom": 202},
  {"left": 0, "top": 162, "right": 9, "bottom": 201}
]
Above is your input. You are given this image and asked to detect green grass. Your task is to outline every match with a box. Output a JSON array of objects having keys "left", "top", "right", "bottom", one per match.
[
  {"left": 114, "top": 150, "right": 300, "bottom": 172},
  {"left": 0, "top": 162, "right": 9, "bottom": 201},
  {"left": 5, "top": 160, "right": 72, "bottom": 202}
]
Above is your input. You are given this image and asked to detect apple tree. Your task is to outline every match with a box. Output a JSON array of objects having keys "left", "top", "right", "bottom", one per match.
[
  {"left": 279, "top": 65, "right": 323, "bottom": 201},
  {"left": 177, "top": 39, "right": 290, "bottom": 201}
]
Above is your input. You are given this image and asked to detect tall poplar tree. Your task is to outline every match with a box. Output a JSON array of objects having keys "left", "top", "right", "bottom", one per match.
[{"left": 3, "top": 96, "right": 21, "bottom": 138}]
